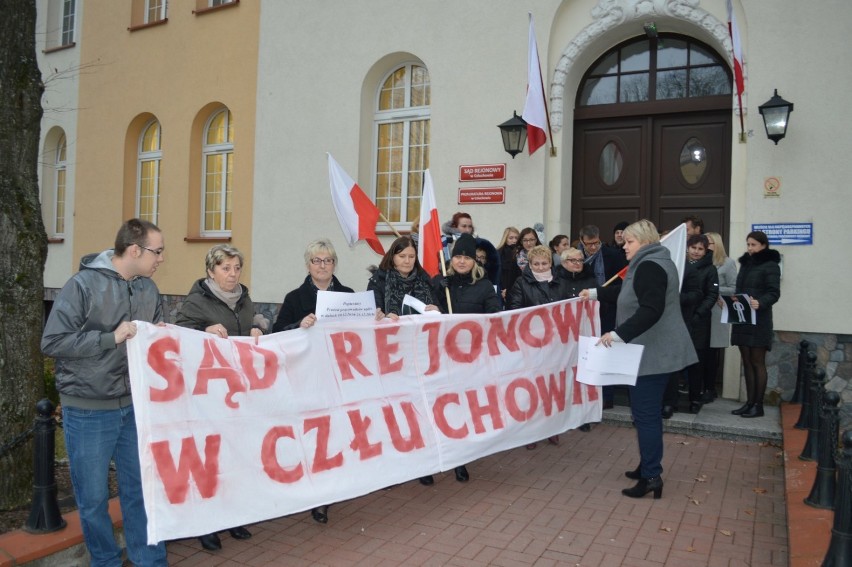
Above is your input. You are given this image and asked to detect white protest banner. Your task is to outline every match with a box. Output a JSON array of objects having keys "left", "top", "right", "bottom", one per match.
[
  {"left": 127, "top": 298, "right": 600, "bottom": 544},
  {"left": 315, "top": 290, "right": 376, "bottom": 320}
]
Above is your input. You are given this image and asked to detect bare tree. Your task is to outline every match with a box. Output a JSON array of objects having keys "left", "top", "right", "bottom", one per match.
[{"left": 0, "top": 0, "right": 48, "bottom": 509}]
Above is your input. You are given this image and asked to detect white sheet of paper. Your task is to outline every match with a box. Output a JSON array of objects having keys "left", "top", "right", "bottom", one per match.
[
  {"left": 576, "top": 335, "right": 643, "bottom": 386},
  {"left": 720, "top": 293, "right": 756, "bottom": 324},
  {"left": 315, "top": 290, "right": 377, "bottom": 320},
  {"left": 401, "top": 294, "right": 427, "bottom": 314}
]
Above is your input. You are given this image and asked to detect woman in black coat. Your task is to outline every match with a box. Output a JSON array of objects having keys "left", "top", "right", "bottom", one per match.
[
  {"left": 271, "top": 238, "right": 353, "bottom": 524},
  {"left": 507, "top": 244, "right": 573, "bottom": 447},
  {"left": 730, "top": 231, "right": 781, "bottom": 418},
  {"left": 683, "top": 234, "right": 719, "bottom": 413},
  {"left": 431, "top": 234, "right": 500, "bottom": 482},
  {"left": 555, "top": 247, "right": 598, "bottom": 297},
  {"left": 367, "top": 236, "right": 438, "bottom": 318}
]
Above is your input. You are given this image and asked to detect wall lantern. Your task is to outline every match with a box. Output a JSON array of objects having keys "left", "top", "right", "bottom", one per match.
[
  {"left": 758, "top": 89, "right": 794, "bottom": 145},
  {"left": 498, "top": 111, "right": 528, "bottom": 158}
]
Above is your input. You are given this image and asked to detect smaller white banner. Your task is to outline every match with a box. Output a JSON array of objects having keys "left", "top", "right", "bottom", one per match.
[
  {"left": 576, "top": 335, "right": 643, "bottom": 386},
  {"left": 720, "top": 293, "right": 756, "bottom": 324},
  {"left": 315, "top": 290, "right": 376, "bottom": 320}
]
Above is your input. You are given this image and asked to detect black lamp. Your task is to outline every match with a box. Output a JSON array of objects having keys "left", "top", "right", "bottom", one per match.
[
  {"left": 758, "top": 89, "right": 794, "bottom": 144},
  {"left": 498, "top": 111, "right": 528, "bottom": 158}
]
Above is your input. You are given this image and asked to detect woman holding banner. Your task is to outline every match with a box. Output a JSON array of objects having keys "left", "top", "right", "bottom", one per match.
[
  {"left": 432, "top": 233, "right": 501, "bottom": 482},
  {"left": 175, "top": 244, "right": 261, "bottom": 551},
  {"left": 271, "top": 238, "right": 353, "bottom": 524},
  {"left": 729, "top": 231, "right": 781, "bottom": 418},
  {"left": 507, "top": 244, "right": 573, "bottom": 447},
  {"left": 368, "top": 236, "right": 439, "bottom": 485},
  {"left": 580, "top": 220, "right": 696, "bottom": 499}
]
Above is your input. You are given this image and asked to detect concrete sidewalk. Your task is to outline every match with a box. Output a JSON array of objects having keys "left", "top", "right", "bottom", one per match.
[{"left": 163, "top": 402, "right": 786, "bottom": 566}]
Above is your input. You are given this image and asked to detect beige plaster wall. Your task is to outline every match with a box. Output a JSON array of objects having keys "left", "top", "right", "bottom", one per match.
[{"left": 72, "top": 1, "right": 260, "bottom": 295}]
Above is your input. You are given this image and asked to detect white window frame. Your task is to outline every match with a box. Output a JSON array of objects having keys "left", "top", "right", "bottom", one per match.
[
  {"left": 60, "top": 0, "right": 76, "bottom": 45},
  {"left": 372, "top": 63, "right": 431, "bottom": 229},
  {"left": 145, "top": 0, "right": 168, "bottom": 24},
  {"left": 201, "top": 109, "right": 233, "bottom": 237},
  {"left": 53, "top": 135, "right": 67, "bottom": 236},
  {"left": 136, "top": 120, "right": 162, "bottom": 224}
]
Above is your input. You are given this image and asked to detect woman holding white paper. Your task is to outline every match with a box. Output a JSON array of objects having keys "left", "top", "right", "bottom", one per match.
[
  {"left": 704, "top": 232, "right": 737, "bottom": 402},
  {"left": 271, "top": 238, "right": 353, "bottom": 524},
  {"left": 367, "top": 236, "right": 438, "bottom": 319},
  {"left": 272, "top": 238, "right": 354, "bottom": 333},
  {"left": 729, "top": 231, "right": 781, "bottom": 418},
  {"left": 580, "top": 220, "right": 696, "bottom": 499}
]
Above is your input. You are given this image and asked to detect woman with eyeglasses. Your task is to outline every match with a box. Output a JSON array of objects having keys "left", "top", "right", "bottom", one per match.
[
  {"left": 557, "top": 247, "right": 597, "bottom": 297},
  {"left": 175, "top": 244, "right": 262, "bottom": 551},
  {"left": 271, "top": 238, "right": 353, "bottom": 524},
  {"left": 516, "top": 227, "right": 541, "bottom": 273}
]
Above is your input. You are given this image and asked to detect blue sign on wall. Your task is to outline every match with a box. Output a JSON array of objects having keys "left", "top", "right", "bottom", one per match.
[{"left": 752, "top": 223, "right": 813, "bottom": 245}]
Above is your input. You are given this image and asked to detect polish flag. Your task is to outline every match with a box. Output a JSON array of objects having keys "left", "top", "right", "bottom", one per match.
[
  {"left": 522, "top": 13, "right": 549, "bottom": 155},
  {"left": 328, "top": 154, "right": 384, "bottom": 255},
  {"left": 726, "top": 0, "right": 745, "bottom": 97},
  {"left": 418, "top": 170, "right": 443, "bottom": 277},
  {"left": 603, "top": 223, "right": 687, "bottom": 288}
]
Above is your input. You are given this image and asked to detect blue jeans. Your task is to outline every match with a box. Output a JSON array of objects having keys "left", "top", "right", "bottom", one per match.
[
  {"left": 628, "top": 373, "right": 669, "bottom": 479},
  {"left": 63, "top": 405, "right": 167, "bottom": 567}
]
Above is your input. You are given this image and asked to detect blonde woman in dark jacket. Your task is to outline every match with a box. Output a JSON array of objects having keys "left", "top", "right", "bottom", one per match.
[{"left": 176, "top": 244, "right": 260, "bottom": 551}]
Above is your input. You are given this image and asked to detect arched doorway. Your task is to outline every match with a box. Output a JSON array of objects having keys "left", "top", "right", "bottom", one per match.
[{"left": 571, "top": 34, "right": 732, "bottom": 241}]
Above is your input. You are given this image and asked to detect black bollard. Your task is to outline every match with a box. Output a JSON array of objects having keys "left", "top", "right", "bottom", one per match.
[
  {"left": 823, "top": 429, "right": 852, "bottom": 567},
  {"left": 790, "top": 340, "right": 810, "bottom": 404},
  {"left": 805, "top": 390, "right": 840, "bottom": 509},
  {"left": 800, "top": 369, "right": 827, "bottom": 462},
  {"left": 795, "top": 351, "right": 817, "bottom": 429},
  {"left": 24, "top": 399, "right": 67, "bottom": 534}
]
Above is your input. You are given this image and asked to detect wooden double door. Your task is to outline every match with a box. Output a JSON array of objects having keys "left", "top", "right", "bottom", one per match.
[{"left": 571, "top": 110, "right": 731, "bottom": 241}]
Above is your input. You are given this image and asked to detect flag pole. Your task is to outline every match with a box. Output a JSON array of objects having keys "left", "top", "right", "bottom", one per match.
[
  {"left": 530, "top": 12, "right": 557, "bottom": 157},
  {"left": 439, "top": 250, "right": 453, "bottom": 314},
  {"left": 378, "top": 212, "right": 402, "bottom": 238}
]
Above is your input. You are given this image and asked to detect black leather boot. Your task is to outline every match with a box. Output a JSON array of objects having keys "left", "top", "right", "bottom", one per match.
[
  {"left": 741, "top": 404, "right": 764, "bottom": 418},
  {"left": 661, "top": 405, "right": 675, "bottom": 419},
  {"left": 311, "top": 505, "right": 329, "bottom": 524},
  {"left": 198, "top": 532, "right": 222, "bottom": 551},
  {"left": 622, "top": 477, "right": 663, "bottom": 499},
  {"left": 731, "top": 402, "right": 753, "bottom": 415},
  {"left": 419, "top": 475, "right": 434, "bottom": 486},
  {"left": 454, "top": 465, "right": 469, "bottom": 482},
  {"left": 228, "top": 526, "right": 252, "bottom": 540},
  {"left": 625, "top": 465, "right": 642, "bottom": 480}
]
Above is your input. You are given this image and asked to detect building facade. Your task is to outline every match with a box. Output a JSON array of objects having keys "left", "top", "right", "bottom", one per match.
[{"left": 35, "top": 0, "right": 852, "bottom": 416}]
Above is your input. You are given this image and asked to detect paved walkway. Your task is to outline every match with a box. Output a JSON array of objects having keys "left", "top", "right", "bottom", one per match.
[{"left": 164, "top": 401, "right": 787, "bottom": 566}]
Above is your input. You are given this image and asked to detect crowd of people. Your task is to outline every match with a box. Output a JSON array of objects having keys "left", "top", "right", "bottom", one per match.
[{"left": 40, "top": 214, "right": 780, "bottom": 562}]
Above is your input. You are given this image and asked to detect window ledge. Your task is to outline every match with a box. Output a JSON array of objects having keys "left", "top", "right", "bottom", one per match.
[
  {"left": 128, "top": 18, "right": 168, "bottom": 32},
  {"left": 184, "top": 236, "right": 232, "bottom": 243},
  {"left": 193, "top": 0, "right": 239, "bottom": 16},
  {"left": 47, "top": 237, "right": 65, "bottom": 244},
  {"left": 43, "top": 43, "right": 76, "bottom": 54}
]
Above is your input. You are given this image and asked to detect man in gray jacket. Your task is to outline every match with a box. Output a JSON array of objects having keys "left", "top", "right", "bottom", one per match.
[{"left": 42, "top": 218, "right": 167, "bottom": 566}]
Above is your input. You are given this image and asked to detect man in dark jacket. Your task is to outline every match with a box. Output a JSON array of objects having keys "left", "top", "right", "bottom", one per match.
[
  {"left": 41, "top": 219, "right": 168, "bottom": 566},
  {"left": 579, "top": 225, "right": 628, "bottom": 408}
]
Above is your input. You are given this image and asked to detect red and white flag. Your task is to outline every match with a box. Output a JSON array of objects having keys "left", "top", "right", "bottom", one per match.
[
  {"left": 418, "top": 170, "right": 443, "bottom": 277},
  {"left": 522, "top": 13, "right": 549, "bottom": 155},
  {"left": 726, "top": 0, "right": 745, "bottom": 97},
  {"left": 328, "top": 153, "right": 384, "bottom": 255}
]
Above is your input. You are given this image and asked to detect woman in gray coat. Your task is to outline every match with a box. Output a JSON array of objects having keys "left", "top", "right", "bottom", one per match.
[
  {"left": 581, "top": 220, "right": 697, "bottom": 499},
  {"left": 704, "top": 232, "right": 737, "bottom": 401}
]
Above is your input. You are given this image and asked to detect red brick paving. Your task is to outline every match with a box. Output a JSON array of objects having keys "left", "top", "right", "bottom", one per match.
[{"left": 158, "top": 424, "right": 788, "bottom": 566}]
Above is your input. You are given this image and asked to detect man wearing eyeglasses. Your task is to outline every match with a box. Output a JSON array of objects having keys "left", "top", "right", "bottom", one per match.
[
  {"left": 42, "top": 218, "right": 168, "bottom": 566},
  {"left": 579, "top": 224, "right": 628, "bottom": 409}
]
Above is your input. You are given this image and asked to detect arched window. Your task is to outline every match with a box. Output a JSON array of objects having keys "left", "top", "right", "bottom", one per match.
[
  {"left": 202, "top": 108, "right": 234, "bottom": 235},
  {"left": 578, "top": 35, "right": 731, "bottom": 107},
  {"left": 373, "top": 63, "right": 430, "bottom": 225},
  {"left": 137, "top": 120, "right": 161, "bottom": 223},
  {"left": 53, "top": 135, "right": 67, "bottom": 235}
]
